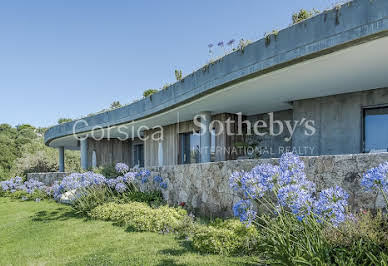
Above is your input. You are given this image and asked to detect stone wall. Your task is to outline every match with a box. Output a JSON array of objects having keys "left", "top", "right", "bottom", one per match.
[
  {"left": 143, "top": 153, "right": 388, "bottom": 218},
  {"left": 27, "top": 153, "right": 388, "bottom": 218},
  {"left": 27, "top": 172, "right": 70, "bottom": 186}
]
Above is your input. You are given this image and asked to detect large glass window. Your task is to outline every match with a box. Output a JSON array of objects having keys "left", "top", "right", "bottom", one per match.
[
  {"left": 179, "top": 133, "right": 201, "bottom": 164},
  {"left": 364, "top": 107, "right": 388, "bottom": 152},
  {"left": 179, "top": 130, "right": 216, "bottom": 164},
  {"left": 134, "top": 144, "right": 144, "bottom": 167}
]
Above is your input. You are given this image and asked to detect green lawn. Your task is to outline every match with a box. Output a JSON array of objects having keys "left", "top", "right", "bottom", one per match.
[{"left": 0, "top": 197, "right": 258, "bottom": 266}]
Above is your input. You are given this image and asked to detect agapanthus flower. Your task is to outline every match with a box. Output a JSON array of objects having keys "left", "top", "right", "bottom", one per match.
[
  {"left": 361, "top": 162, "right": 388, "bottom": 193},
  {"left": 277, "top": 183, "right": 315, "bottom": 221},
  {"left": 313, "top": 186, "right": 349, "bottom": 227},
  {"left": 208, "top": 43, "right": 214, "bottom": 48},
  {"left": 153, "top": 176, "right": 163, "bottom": 184},
  {"left": 115, "top": 163, "right": 129, "bottom": 174},
  {"left": 233, "top": 199, "right": 256, "bottom": 225},
  {"left": 124, "top": 172, "right": 136, "bottom": 183},
  {"left": 160, "top": 182, "right": 168, "bottom": 189},
  {"left": 115, "top": 182, "right": 127, "bottom": 193},
  {"left": 217, "top": 41, "right": 224, "bottom": 47},
  {"left": 141, "top": 176, "right": 149, "bottom": 184}
]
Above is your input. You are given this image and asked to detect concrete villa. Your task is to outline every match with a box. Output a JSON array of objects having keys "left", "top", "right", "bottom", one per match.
[{"left": 45, "top": 0, "right": 388, "bottom": 172}]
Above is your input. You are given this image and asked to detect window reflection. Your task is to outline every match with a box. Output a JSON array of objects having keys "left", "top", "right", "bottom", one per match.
[{"left": 364, "top": 107, "right": 388, "bottom": 152}]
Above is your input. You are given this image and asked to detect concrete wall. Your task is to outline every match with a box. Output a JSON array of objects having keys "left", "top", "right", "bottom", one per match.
[{"left": 293, "top": 87, "right": 388, "bottom": 155}]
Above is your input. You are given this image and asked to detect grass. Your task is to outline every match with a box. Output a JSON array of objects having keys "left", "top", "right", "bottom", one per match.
[{"left": 0, "top": 197, "right": 258, "bottom": 266}]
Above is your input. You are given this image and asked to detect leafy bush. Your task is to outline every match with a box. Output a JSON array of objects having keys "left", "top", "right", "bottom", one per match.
[
  {"left": 6, "top": 189, "right": 49, "bottom": 201},
  {"left": 143, "top": 89, "right": 158, "bottom": 98},
  {"left": 72, "top": 185, "right": 164, "bottom": 214},
  {"left": 323, "top": 210, "right": 388, "bottom": 265},
  {"left": 94, "top": 164, "right": 120, "bottom": 179},
  {"left": 89, "top": 202, "right": 187, "bottom": 233},
  {"left": 192, "top": 219, "right": 259, "bottom": 256},
  {"left": 292, "top": 9, "right": 319, "bottom": 24}
]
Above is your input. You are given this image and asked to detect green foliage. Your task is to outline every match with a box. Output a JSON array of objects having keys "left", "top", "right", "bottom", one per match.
[
  {"left": 175, "top": 69, "right": 183, "bottom": 81},
  {"left": 143, "top": 89, "right": 158, "bottom": 98},
  {"left": 10, "top": 139, "right": 80, "bottom": 177},
  {"left": 94, "top": 164, "right": 119, "bottom": 178},
  {"left": 72, "top": 185, "right": 164, "bottom": 214},
  {"left": 292, "top": 9, "right": 319, "bottom": 24},
  {"left": 323, "top": 210, "right": 388, "bottom": 265},
  {"left": 5, "top": 189, "right": 49, "bottom": 201},
  {"left": 0, "top": 198, "right": 255, "bottom": 265},
  {"left": 253, "top": 210, "right": 388, "bottom": 265},
  {"left": 110, "top": 101, "right": 122, "bottom": 109},
  {"left": 192, "top": 219, "right": 259, "bottom": 256},
  {"left": 89, "top": 202, "right": 188, "bottom": 233},
  {"left": 57, "top": 118, "right": 73, "bottom": 124},
  {"left": 237, "top": 38, "right": 251, "bottom": 53},
  {"left": 0, "top": 123, "right": 39, "bottom": 180},
  {"left": 72, "top": 186, "right": 115, "bottom": 214},
  {"left": 115, "top": 190, "right": 164, "bottom": 207}
]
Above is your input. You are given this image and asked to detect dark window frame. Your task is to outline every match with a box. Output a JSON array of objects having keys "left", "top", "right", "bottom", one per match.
[{"left": 361, "top": 103, "right": 388, "bottom": 153}]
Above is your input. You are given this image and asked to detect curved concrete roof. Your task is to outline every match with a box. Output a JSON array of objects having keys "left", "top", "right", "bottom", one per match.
[{"left": 45, "top": 0, "right": 388, "bottom": 147}]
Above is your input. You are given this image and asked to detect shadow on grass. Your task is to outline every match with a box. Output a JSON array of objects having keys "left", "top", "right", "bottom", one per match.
[{"left": 30, "top": 207, "right": 89, "bottom": 222}]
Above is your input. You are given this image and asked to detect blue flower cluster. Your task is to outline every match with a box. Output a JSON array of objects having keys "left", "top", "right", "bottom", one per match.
[
  {"left": 361, "top": 162, "right": 388, "bottom": 193},
  {"left": 54, "top": 169, "right": 151, "bottom": 198},
  {"left": 233, "top": 199, "right": 257, "bottom": 224},
  {"left": 0, "top": 177, "right": 47, "bottom": 195},
  {"left": 54, "top": 172, "right": 107, "bottom": 199},
  {"left": 230, "top": 153, "right": 349, "bottom": 227},
  {"left": 313, "top": 186, "right": 349, "bottom": 226},
  {"left": 153, "top": 175, "right": 168, "bottom": 190},
  {"left": 361, "top": 161, "right": 388, "bottom": 207},
  {"left": 115, "top": 163, "right": 129, "bottom": 175}
]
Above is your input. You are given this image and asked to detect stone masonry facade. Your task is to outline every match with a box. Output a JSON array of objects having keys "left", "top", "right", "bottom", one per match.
[{"left": 29, "top": 153, "right": 388, "bottom": 217}]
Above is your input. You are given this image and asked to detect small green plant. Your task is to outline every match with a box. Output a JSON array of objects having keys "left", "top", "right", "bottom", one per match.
[
  {"left": 174, "top": 69, "right": 182, "bottom": 81},
  {"left": 237, "top": 38, "right": 251, "bottom": 53},
  {"left": 265, "top": 30, "right": 279, "bottom": 46},
  {"left": 143, "top": 89, "right": 158, "bottom": 98},
  {"left": 94, "top": 164, "right": 120, "bottom": 179},
  {"left": 192, "top": 219, "right": 259, "bottom": 256},
  {"left": 109, "top": 101, "right": 122, "bottom": 110},
  {"left": 292, "top": 9, "right": 319, "bottom": 24},
  {"left": 161, "top": 83, "right": 170, "bottom": 90},
  {"left": 89, "top": 202, "right": 188, "bottom": 233},
  {"left": 57, "top": 118, "right": 73, "bottom": 124}
]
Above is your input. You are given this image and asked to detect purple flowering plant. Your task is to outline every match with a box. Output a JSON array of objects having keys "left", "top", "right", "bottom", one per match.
[
  {"left": 361, "top": 161, "right": 388, "bottom": 207},
  {"left": 230, "top": 153, "right": 350, "bottom": 227}
]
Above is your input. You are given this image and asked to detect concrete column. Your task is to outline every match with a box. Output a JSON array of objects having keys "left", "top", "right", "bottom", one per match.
[
  {"left": 200, "top": 111, "right": 212, "bottom": 163},
  {"left": 58, "top": 146, "right": 65, "bottom": 172},
  {"left": 80, "top": 138, "right": 88, "bottom": 170}
]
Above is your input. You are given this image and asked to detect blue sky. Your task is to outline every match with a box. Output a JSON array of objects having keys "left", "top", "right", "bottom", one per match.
[{"left": 0, "top": 0, "right": 339, "bottom": 127}]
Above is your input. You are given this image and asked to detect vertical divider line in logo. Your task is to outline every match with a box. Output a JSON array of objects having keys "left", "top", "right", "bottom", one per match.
[{"left": 176, "top": 111, "right": 180, "bottom": 163}]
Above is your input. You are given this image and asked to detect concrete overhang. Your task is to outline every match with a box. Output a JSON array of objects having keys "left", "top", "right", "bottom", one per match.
[{"left": 45, "top": 0, "right": 388, "bottom": 149}]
